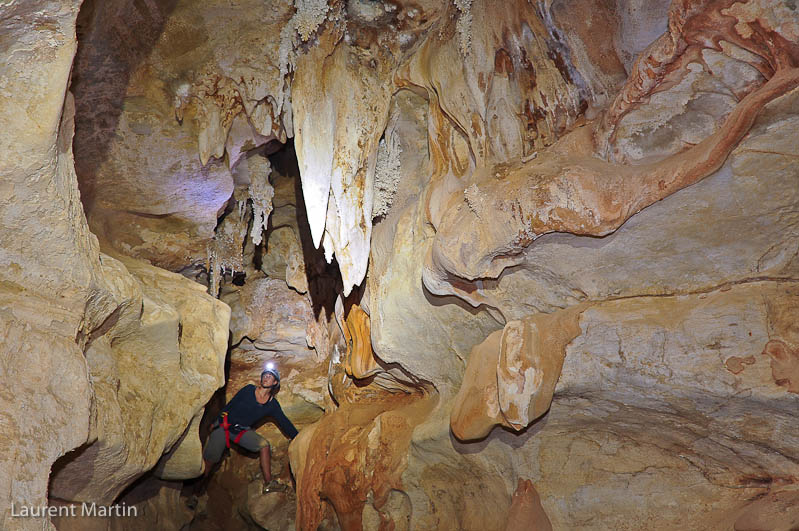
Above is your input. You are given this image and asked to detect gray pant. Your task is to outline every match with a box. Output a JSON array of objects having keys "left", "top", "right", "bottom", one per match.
[{"left": 202, "top": 426, "right": 269, "bottom": 463}]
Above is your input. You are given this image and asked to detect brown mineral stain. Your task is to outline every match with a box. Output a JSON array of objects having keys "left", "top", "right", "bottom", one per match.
[
  {"left": 294, "top": 388, "right": 434, "bottom": 531},
  {"left": 731, "top": 488, "right": 799, "bottom": 531},
  {"left": 495, "top": 48, "right": 514, "bottom": 76},
  {"left": 724, "top": 355, "right": 756, "bottom": 375},
  {"left": 762, "top": 339, "right": 799, "bottom": 393},
  {"left": 342, "top": 304, "right": 380, "bottom": 379}
]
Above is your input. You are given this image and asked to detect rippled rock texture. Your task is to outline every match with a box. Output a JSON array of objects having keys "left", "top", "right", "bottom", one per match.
[{"left": 283, "top": 0, "right": 799, "bottom": 528}]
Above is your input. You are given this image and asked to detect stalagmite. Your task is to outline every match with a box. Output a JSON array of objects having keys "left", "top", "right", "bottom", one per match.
[
  {"left": 248, "top": 157, "right": 275, "bottom": 247},
  {"left": 505, "top": 479, "right": 553, "bottom": 531}
]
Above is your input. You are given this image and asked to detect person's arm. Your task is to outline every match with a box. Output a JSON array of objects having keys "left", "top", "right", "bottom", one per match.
[{"left": 269, "top": 400, "right": 299, "bottom": 439}]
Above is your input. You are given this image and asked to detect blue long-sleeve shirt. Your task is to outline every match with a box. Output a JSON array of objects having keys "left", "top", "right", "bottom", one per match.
[{"left": 220, "top": 384, "right": 298, "bottom": 439}]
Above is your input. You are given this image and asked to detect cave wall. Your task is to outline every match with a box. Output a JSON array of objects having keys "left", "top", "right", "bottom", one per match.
[
  {"left": 283, "top": 0, "right": 799, "bottom": 529},
  {"left": 0, "top": 1, "right": 229, "bottom": 529},
  {"left": 1, "top": 3, "right": 94, "bottom": 527},
  {"left": 74, "top": 0, "right": 294, "bottom": 271}
]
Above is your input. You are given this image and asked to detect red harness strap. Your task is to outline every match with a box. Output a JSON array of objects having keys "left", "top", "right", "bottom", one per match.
[
  {"left": 221, "top": 412, "right": 231, "bottom": 448},
  {"left": 221, "top": 412, "right": 248, "bottom": 448}
]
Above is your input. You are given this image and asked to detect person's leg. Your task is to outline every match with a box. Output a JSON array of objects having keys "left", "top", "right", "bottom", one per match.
[
  {"left": 189, "top": 427, "right": 227, "bottom": 505},
  {"left": 238, "top": 431, "right": 271, "bottom": 482},
  {"left": 203, "top": 427, "right": 227, "bottom": 461},
  {"left": 260, "top": 445, "right": 272, "bottom": 483},
  {"left": 200, "top": 427, "right": 227, "bottom": 478}
]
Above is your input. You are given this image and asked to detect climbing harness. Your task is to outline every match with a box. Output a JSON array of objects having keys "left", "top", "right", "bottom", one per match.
[{"left": 220, "top": 412, "right": 248, "bottom": 449}]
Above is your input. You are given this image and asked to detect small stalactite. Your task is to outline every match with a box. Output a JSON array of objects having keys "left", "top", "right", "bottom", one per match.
[
  {"left": 248, "top": 157, "right": 275, "bottom": 247},
  {"left": 206, "top": 156, "right": 275, "bottom": 297},
  {"left": 206, "top": 242, "right": 220, "bottom": 297}
]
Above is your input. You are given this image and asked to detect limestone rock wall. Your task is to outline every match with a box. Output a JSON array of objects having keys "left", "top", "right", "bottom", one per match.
[
  {"left": 1, "top": 3, "right": 94, "bottom": 527},
  {"left": 280, "top": 0, "right": 799, "bottom": 528},
  {"left": 0, "top": 2, "right": 230, "bottom": 529},
  {"left": 49, "top": 253, "right": 229, "bottom": 504},
  {"left": 74, "top": 0, "right": 294, "bottom": 271}
]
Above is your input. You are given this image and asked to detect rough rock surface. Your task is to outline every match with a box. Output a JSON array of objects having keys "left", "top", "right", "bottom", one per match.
[
  {"left": 225, "top": 276, "right": 328, "bottom": 360},
  {"left": 451, "top": 305, "right": 584, "bottom": 441},
  {"left": 290, "top": 387, "right": 434, "bottom": 531},
  {"left": 1, "top": 3, "right": 94, "bottom": 527},
  {"left": 49, "top": 253, "right": 229, "bottom": 503},
  {"left": 0, "top": 2, "right": 228, "bottom": 529},
  {"left": 73, "top": 0, "right": 294, "bottom": 271},
  {"left": 505, "top": 479, "right": 552, "bottom": 531}
]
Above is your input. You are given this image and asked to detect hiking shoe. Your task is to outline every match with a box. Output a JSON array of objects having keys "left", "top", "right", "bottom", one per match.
[{"left": 262, "top": 479, "right": 288, "bottom": 494}]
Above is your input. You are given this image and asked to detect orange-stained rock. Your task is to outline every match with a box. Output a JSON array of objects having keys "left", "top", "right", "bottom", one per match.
[
  {"left": 291, "top": 389, "right": 434, "bottom": 531},
  {"left": 426, "top": 65, "right": 799, "bottom": 308},
  {"left": 424, "top": 0, "right": 799, "bottom": 310},
  {"left": 451, "top": 306, "right": 584, "bottom": 441},
  {"left": 342, "top": 304, "right": 381, "bottom": 380},
  {"left": 762, "top": 285, "right": 799, "bottom": 394},
  {"left": 724, "top": 355, "right": 757, "bottom": 375},
  {"left": 288, "top": 420, "right": 319, "bottom": 492},
  {"left": 505, "top": 479, "right": 552, "bottom": 531},
  {"left": 497, "top": 307, "right": 584, "bottom": 430},
  {"left": 450, "top": 331, "right": 504, "bottom": 441}
]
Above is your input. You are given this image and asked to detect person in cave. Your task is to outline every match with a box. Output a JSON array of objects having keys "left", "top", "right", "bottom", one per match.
[{"left": 199, "top": 362, "right": 298, "bottom": 494}]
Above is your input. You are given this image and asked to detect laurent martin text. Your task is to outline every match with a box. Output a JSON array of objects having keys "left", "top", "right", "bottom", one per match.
[{"left": 11, "top": 502, "right": 138, "bottom": 518}]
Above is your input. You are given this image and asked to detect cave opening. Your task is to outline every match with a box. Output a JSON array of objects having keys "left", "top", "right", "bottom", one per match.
[{"left": 53, "top": 0, "right": 348, "bottom": 527}]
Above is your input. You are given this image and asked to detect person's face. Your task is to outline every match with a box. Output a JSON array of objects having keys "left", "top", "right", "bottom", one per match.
[{"left": 261, "top": 373, "right": 276, "bottom": 387}]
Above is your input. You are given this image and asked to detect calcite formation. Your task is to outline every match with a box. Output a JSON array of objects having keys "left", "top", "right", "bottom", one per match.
[
  {"left": 74, "top": 0, "right": 294, "bottom": 271},
  {"left": 340, "top": 304, "right": 380, "bottom": 380},
  {"left": 505, "top": 479, "right": 552, "bottom": 531},
  {"left": 224, "top": 276, "right": 329, "bottom": 361},
  {"left": 290, "top": 388, "right": 433, "bottom": 531},
  {"left": 451, "top": 306, "right": 584, "bottom": 440}
]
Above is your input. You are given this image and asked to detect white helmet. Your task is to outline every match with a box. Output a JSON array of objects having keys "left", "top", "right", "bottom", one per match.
[{"left": 260, "top": 362, "right": 280, "bottom": 387}]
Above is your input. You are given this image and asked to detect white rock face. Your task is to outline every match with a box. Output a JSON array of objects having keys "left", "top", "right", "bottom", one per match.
[{"left": 292, "top": 21, "right": 394, "bottom": 295}]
